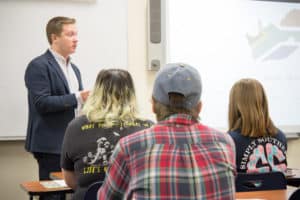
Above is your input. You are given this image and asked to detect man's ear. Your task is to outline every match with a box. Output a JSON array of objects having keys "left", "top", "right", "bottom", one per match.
[
  {"left": 151, "top": 98, "right": 156, "bottom": 114},
  {"left": 196, "top": 101, "right": 202, "bottom": 115},
  {"left": 51, "top": 33, "right": 57, "bottom": 44}
]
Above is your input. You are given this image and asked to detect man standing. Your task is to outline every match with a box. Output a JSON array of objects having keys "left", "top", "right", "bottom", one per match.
[
  {"left": 24, "top": 16, "right": 89, "bottom": 200},
  {"left": 98, "top": 63, "right": 236, "bottom": 200}
]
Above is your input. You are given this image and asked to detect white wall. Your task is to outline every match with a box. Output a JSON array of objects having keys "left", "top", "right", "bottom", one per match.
[
  {"left": 0, "top": 141, "right": 38, "bottom": 200},
  {"left": 127, "top": 0, "right": 156, "bottom": 122},
  {"left": 0, "top": 1, "right": 154, "bottom": 198},
  {"left": 0, "top": 0, "right": 128, "bottom": 139},
  {"left": 0, "top": 1, "right": 299, "bottom": 199}
]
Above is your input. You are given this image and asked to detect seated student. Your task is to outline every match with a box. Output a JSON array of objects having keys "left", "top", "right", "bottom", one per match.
[
  {"left": 228, "top": 78, "right": 287, "bottom": 173},
  {"left": 60, "top": 69, "right": 153, "bottom": 200},
  {"left": 98, "top": 63, "right": 236, "bottom": 200}
]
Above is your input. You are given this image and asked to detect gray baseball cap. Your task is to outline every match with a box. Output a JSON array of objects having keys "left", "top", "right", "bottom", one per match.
[{"left": 152, "top": 63, "right": 202, "bottom": 110}]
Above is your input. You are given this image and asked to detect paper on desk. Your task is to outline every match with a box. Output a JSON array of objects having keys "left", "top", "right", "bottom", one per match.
[
  {"left": 236, "top": 199, "right": 266, "bottom": 200},
  {"left": 40, "top": 180, "right": 68, "bottom": 189}
]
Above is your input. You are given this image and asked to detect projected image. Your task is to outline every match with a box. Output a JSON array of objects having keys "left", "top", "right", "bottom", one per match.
[
  {"left": 247, "top": 9, "right": 300, "bottom": 61},
  {"left": 167, "top": 0, "right": 300, "bottom": 131}
]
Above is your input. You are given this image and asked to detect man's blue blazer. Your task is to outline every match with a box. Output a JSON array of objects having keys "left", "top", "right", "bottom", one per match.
[{"left": 24, "top": 50, "right": 83, "bottom": 154}]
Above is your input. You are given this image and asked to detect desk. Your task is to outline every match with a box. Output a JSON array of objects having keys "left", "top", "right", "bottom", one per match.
[
  {"left": 236, "top": 189, "right": 287, "bottom": 200},
  {"left": 20, "top": 181, "right": 73, "bottom": 200},
  {"left": 286, "top": 168, "right": 300, "bottom": 187},
  {"left": 50, "top": 171, "right": 64, "bottom": 180},
  {"left": 48, "top": 171, "right": 300, "bottom": 199}
]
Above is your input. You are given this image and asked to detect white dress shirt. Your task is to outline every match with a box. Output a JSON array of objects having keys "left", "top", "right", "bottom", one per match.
[{"left": 49, "top": 48, "right": 82, "bottom": 115}]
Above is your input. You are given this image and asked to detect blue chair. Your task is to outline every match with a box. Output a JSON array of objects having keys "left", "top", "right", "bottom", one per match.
[
  {"left": 235, "top": 171, "right": 287, "bottom": 192},
  {"left": 289, "top": 188, "right": 300, "bottom": 200},
  {"left": 84, "top": 181, "right": 103, "bottom": 200}
]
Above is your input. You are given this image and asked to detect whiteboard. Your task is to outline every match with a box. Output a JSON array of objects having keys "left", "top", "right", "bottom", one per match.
[
  {"left": 0, "top": 0, "right": 128, "bottom": 140},
  {"left": 167, "top": 0, "right": 300, "bottom": 134}
]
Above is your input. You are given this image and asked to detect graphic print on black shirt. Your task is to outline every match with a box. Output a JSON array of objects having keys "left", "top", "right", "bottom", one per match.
[
  {"left": 83, "top": 132, "right": 120, "bottom": 166},
  {"left": 61, "top": 115, "right": 153, "bottom": 200},
  {"left": 241, "top": 137, "right": 286, "bottom": 173},
  {"left": 229, "top": 130, "right": 287, "bottom": 173}
]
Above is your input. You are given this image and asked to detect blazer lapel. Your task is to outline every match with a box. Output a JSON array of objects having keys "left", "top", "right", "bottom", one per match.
[{"left": 45, "top": 50, "right": 70, "bottom": 93}]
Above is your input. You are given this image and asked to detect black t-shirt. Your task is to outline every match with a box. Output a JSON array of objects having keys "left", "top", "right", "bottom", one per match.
[
  {"left": 61, "top": 115, "right": 153, "bottom": 200},
  {"left": 228, "top": 129, "right": 287, "bottom": 173}
]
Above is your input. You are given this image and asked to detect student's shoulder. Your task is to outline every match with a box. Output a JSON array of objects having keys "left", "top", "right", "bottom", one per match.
[
  {"left": 67, "top": 115, "right": 89, "bottom": 129},
  {"left": 195, "top": 123, "right": 234, "bottom": 144},
  {"left": 275, "top": 129, "right": 287, "bottom": 143},
  {"left": 199, "top": 123, "right": 230, "bottom": 137},
  {"left": 227, "top": 130, "right": 242, "bottom": 139},
  {"left": 121, "top": 121, "right": 154, "bottom": 142},
  {"left": 137, "top": 118, "right": 154, "bottom": 126}
]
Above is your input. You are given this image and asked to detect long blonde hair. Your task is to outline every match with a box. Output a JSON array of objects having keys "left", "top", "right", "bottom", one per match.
[
  {"left": 228, "top": 78, "right": 277, "bottom": 137},
  {"left": 82, "top": 69, "right": 138, "bottom": 126}
]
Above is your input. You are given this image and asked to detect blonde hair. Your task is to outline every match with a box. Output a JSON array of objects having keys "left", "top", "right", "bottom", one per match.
[
  {"left": 228, "top": 78, "right": 277, "bottom": 137},
  {"left": 82, "top": 69, "right": 138, "bottom": 126}
]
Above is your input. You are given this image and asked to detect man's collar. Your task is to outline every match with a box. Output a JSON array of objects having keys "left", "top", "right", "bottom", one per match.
[
  {"left": 159, "top": 113, "right": 198, "bottom": 126},
  {"left": 49, "top": 48, "right": 71, "bottom": 64}
]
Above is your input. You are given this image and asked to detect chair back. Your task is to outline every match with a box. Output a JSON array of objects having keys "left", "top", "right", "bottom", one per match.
[
  {"left": 289, "top": 188, "right": 300, "bottom": 200},
  {"left": 235, "top": 171, "right": 287, "bottom": 192},
  {"left": 84, "top": 181, "right": 103, "bottom": 200}
]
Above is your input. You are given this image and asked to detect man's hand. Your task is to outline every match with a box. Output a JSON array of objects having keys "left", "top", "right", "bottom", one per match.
[{"left": 80, "top": 90, "right": 90, "bottom": 102}]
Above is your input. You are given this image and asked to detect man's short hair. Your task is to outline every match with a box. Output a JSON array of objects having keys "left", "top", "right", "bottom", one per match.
[
  {"left": 152, "top": 95, "right": 200, "bottom": 121},
  {"left": 46, "top": 16, "right": 76, "bottom": 44}
]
